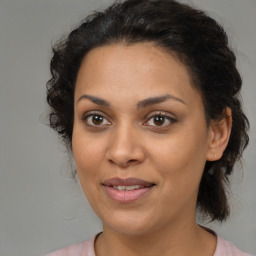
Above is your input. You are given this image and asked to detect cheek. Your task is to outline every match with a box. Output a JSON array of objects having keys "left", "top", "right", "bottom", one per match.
[
  {"left": 72, "top": 131, "right": 106, "bottom": 184},
  {"left": 72, "top": 136, "right": 104, "bottom": 209},
  {"left": 152, "top": 130, "right": 208, "bottom": 190},
  {"left": 153, "top": 134, "right": 202, "bottom": 167}
]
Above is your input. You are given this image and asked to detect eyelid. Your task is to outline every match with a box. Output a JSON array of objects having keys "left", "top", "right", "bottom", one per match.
[
  {"left": 82, "top": 110, "right": 110, "bottom": 120},
  {"left": 145, "top": 111, "right": 176, "bottom": 119},
  {"left": 82, "top": 111, "right": 112, "bottom": 127},
  {"left": 143, "top": 111, "right": 177, "bottom": 127}
]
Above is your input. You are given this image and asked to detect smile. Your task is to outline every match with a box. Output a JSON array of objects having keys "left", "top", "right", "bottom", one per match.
[
  {"left": 112, "top": 185, "right": 144, "bottom": 191},
  {"left": 102, "top": 177, "right": 155, "bottom": 203}
]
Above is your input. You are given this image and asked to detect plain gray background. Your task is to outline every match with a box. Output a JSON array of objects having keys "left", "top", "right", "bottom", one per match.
[{"left": 0, "top": 0, "right": 255, "bottom": 255}]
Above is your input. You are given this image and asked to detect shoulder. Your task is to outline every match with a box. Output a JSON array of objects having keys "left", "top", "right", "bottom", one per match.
[
  {"left": 46, "top": 236, "right": 96, "bottom": 256},
  {"left": 214, "top": 235, "right": 253, "bottom": 256}
]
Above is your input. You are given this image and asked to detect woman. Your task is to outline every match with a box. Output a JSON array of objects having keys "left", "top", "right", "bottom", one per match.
[{"left": 46, "top": 0, "right": 251, "bottom": 255}]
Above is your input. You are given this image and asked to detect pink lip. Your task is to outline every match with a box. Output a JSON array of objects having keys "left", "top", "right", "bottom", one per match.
[
  {"left": 102, "top": 177, "right": 155, "bottom": 204},
  {"left": 103, "top": 177, "right": 154, "bottom": 187}
]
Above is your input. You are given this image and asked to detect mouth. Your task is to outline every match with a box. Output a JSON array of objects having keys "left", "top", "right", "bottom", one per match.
[
  {"left": 112, "top": 185, "right": 149, "bottom": 191},
  {"left": 102, "top": 177, "right": 155, "bottom": 203}
]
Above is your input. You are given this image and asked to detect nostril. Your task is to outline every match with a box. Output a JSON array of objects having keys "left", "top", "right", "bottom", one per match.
[
  {"left": 108, "top": 158, "right": 139, "bottom": 168},
  {"left": 128, "top": 159, "right": 137, "bottom": 163}
]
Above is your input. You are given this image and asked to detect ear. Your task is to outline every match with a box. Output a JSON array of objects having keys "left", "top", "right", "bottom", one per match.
[{"left": 206, "top": 107, "right": 232, "bottom": 161}]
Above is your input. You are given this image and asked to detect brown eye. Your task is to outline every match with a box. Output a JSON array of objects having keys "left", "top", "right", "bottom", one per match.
[
  {"left": 153, "top": 115, "right": 165, "bottom": 126},
  {"left": 83, "top": 113, "right": 111, "bottom": 127},
  {"left": 92, "top": 115, "right": 104, "bottom": 125},
  {"left": 145, "top": 113, "right": 176, "bottom": 128}
]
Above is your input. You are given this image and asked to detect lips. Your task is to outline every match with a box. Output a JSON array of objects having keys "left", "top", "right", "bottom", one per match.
[
  {"left": 103, "top": 177, "right": 154, "bottom": 187},
  {"left": 102, "top": 177, "right": 155, "bottom": 203}
]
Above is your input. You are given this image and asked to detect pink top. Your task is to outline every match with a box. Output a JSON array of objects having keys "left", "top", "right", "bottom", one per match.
[{"left": 46, "top": 234, "right": 253, "bottom": 256}]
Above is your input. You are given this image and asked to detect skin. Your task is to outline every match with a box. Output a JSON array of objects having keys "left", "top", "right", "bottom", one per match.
[{"left": 72, "top": 42, "right": 232, "bottom": 256}]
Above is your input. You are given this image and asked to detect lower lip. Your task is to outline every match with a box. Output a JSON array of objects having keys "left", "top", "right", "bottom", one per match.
[{"left": 103, "top": 186, "right": 154, "bottom": 203}]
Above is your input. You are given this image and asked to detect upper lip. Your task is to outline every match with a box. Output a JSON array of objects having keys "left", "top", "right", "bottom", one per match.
[{"left": 102, "top": 177, "right": 155, "bottom": 187}]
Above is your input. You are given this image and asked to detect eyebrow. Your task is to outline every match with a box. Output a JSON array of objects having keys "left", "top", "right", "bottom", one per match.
[
  {"left": 77, "top": 93, "right": 186, "bottom": 109},
  {"left": 137, "top": 94, "right": 186, "bottom": 109},
  {"left": 77, "top": 94, "right": 110, "bottom": 107}
]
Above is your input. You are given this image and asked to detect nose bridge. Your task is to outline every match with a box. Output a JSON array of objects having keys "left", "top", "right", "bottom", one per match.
[{"left": 106, "top": 121, "right": 145, "bottom": 166}]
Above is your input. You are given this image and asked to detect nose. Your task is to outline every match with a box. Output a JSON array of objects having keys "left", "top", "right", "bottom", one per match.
[{"left": 106, "top": 124, "right": 146, "bottom": 168}]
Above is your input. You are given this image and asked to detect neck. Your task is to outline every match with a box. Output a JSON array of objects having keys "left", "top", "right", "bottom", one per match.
[{"left": 95, "top": 219, "right": 216, "bottom": 256}]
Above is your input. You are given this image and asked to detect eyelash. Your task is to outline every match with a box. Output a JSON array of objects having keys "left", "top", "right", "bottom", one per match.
[
  {"left": 82, "top": 111, "right": 112, "bottom": 127},
  {"left": 144, "top": 112, "right": 177, "bottom": 129},
  {"left": 82, "top": 111, "right": 177, "bottom": 129}
]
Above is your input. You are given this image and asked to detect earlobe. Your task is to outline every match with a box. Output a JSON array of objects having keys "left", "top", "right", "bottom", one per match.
[{"left": 206, "top": 107, "right": 232, "bottom": 161}]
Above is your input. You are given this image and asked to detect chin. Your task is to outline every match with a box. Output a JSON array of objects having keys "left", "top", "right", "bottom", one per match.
[
  {"left": 106, "top": 222, "right": 152, "bottom": 236},
  {"left": 101, "top": 209, "right": 160, "bottom": 236}
]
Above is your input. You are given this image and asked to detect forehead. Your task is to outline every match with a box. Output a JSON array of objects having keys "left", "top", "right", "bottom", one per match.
[{"left": 75, "top": 42, "right": 202, "bottom": 109}]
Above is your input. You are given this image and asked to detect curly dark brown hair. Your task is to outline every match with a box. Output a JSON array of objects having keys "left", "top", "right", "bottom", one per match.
[{"left": 46, "top": 0, "right": 249, "bottom": 222}]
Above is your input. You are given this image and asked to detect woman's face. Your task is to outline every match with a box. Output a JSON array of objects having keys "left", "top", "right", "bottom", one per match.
[{"left": 72, "top": 43, "right": 214, "bottom": 235}]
